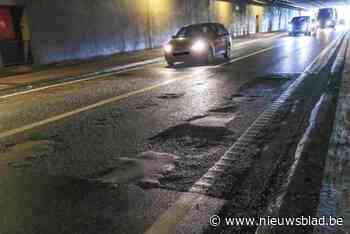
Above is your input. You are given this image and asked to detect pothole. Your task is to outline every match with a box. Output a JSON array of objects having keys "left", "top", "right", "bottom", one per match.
[
  {"left": 209, "top": 105, "right": 238, "bottom": 113},
  {"left": 97, "top": 151, "right": 179, "bottom": 189},
  {"left": 189, "top": 115, "right": 235, "bottom": 128},
  {"left": 226, "top": 74, "right": 292, "bottom": 103},
  {"left": 238, "top": 75, "right": 290, "bottom": 95},
  {"left": 151, "top": 115, "right": 235, "bottom": 150},
  {"left": 152, "top": 122, "right": 233, "bottom": 143},
  {"left": 157, "top": 92, "right": 185, "bottom": 99}
]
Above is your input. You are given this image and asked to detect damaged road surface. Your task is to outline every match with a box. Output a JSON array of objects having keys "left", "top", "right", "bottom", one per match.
[{"left": 0, "top": 29, "right": 346, "bottom": 234}]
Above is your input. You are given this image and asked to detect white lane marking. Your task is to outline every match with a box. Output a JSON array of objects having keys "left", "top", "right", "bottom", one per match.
[
  {"left": 144, "top": 33, "right": 344, "bottom": 234},
  {"left": 0, "top": 45, "right": 279, "bottom": 139},
  {"left": 218, "top": 44, "right": 283, "bottom": 67},
  {"left": 232, "top": 33, "right": 286, "bottom": 48},
  {"left": 0, "top": 60, "right": 161, "bottom": 100}
]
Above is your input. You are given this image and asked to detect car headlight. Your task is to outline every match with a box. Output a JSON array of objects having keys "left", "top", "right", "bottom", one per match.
[
  {"left": 164, "top": 44, "right": 172, "bottom": 53},
  {"left": 326, "top": 20, "right": 332, "bottom": 26},
  {"left": 288, "top": 24, "right": 292, "bottom": 32},
  {"left": 302, "top": 24, "right": 307, "bottom": 31},
  {"left": 191, "top": 40, "right": 207, "bottom": 52}
]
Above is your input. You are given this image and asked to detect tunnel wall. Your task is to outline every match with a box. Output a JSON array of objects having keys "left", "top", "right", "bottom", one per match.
[
  {"left": 0, "top": 0, "right": 24, "bottom": 5},
  {"left": 20, "top": 0, "right": 299, "bottom": 64}
]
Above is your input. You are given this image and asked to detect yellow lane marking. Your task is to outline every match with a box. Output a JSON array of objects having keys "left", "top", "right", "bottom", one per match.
[
  {"left": 0, "top": 45, "right": 279, "bottom": 140},
  {"left": 145, "top": 194, "right": 200, "bottom": 234},
  {"left": 0, "top": 79, "right": 180, "bottom": 139}
]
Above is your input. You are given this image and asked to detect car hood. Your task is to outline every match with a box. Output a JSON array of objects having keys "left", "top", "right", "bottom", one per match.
[{"left": 169, "top": 37, "right": 211, "bottom": 48}]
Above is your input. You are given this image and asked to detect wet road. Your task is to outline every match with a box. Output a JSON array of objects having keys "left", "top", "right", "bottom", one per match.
[{"left": 0, "top": 28, "right": 345, "bottom": 234}]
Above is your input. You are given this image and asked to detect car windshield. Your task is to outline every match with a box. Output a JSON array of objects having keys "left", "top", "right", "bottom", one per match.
[
  {"left": 291, "top": 17, "right": 308, "bottom": 24},
  {"left": 175, "top": 25, "right": 213, "bottom": 38},
  {"left": 318, "top": 9, "right": 332, "bottom": 18}
]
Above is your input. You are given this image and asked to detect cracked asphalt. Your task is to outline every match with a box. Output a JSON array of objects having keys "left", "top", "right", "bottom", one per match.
[{"left": 0, "top": 28, "right": 344, "bottom": 234}]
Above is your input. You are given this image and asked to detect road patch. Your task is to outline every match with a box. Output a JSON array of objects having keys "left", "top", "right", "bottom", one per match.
[{"left": 97, "top": 151, "right": 179, "bottom": 190}]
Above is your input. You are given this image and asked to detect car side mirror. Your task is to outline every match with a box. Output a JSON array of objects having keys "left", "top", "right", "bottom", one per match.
[{"left": 171, "top": 35, "right": 177, "bottom": 39}]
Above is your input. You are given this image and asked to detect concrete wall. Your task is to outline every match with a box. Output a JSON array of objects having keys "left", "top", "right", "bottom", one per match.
[
  {"left": 15, "top": 0, "right": 299, "bottom": 64},
  {"left": 210, "top": 1, "right": 299, "bottom": 36}
]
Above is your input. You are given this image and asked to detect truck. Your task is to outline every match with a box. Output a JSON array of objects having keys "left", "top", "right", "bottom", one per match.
[{"left": 317, "top": 8, "right": 337, "bottom": 28}]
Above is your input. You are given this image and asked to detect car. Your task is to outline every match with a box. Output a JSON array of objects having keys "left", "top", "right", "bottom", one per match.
[
  {"left": 163, "top": 23, "right": 232, "bottom": 66},
  {"left": 288, "top": 16, "right": 312, "bottom": 36}
]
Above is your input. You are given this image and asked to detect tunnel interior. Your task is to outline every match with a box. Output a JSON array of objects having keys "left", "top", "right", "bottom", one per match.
[{"left": 0, "top": 0, "right": 349, "bottom": 66}]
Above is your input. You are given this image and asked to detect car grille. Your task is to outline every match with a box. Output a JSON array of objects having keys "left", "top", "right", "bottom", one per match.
[{"left": 173, "top": 51, "right": 190, "bottom": 56}]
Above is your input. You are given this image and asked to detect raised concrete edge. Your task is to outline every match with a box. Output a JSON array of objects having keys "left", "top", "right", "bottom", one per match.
[
  {"left": 313, "top": 31, "right": 350, "bottom": 234},
  {"left": 255, "top": 31, "right": 348, "bottom": 234}
]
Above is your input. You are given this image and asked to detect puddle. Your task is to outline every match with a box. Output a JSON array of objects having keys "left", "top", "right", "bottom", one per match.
[
  {"left": 98, "top": 151, "right": 178, "bottom": 189},
  {"left": 157, "top": 92, "right": 185, "bottom": 99}
]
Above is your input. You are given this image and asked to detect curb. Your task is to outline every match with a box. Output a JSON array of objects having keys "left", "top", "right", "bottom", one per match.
[{"left": 255, "top": 32, "right": 348, "bottom": 234}]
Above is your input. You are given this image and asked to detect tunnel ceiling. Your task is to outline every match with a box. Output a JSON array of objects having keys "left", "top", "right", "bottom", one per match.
[{"left": 253, "top": 0, "right": 350, "bottom": 9}]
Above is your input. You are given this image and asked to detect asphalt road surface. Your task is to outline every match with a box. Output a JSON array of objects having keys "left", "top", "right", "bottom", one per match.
[{"left": 0, "top": 28, "right": 345, "bottom": 234}]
